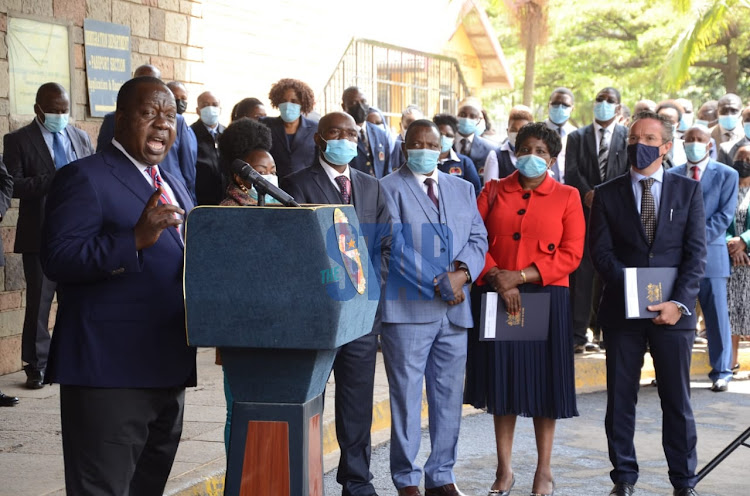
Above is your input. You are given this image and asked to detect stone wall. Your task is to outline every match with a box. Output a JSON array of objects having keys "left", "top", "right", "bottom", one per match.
[{"left": 0, "top": 0, "right": 204, "bottom": 374}]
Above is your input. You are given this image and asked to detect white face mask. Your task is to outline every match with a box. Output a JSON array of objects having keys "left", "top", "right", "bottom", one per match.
[
  {"left": 508, "top": 132, "right": 518, "bottom": 148},
  {"left": 261, "top": 174, "right": 278, "bottom": 187}
]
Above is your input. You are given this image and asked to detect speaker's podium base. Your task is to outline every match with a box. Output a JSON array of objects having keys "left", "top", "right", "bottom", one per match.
[{"left": 225, "top": 396, "right": 324, "bottom": 496}]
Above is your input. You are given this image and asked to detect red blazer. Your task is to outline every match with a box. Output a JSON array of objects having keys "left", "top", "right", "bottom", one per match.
[{"left": 477, "top": 171, "right": 585, "bottom": 287}]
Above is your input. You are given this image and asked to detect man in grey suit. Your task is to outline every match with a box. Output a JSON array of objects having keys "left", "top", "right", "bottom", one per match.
[
  {"left": 380, "top": 120, "right": 487, "bottom": 496},
  {"left": 4, "top": 82, "right": 94, "bottom": 389}
]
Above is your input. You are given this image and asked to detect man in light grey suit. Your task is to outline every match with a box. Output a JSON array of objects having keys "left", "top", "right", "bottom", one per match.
[
  {"left": 667, "top": 124, "right": 738, "bottom": 392},
  {"left": 380, "top": 120, "right": 488, "bottom": 496}
]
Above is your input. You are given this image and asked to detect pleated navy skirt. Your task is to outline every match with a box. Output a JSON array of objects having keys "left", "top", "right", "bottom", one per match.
[{"left": 464, "top": 283, "right": 578, "bottom": 419}]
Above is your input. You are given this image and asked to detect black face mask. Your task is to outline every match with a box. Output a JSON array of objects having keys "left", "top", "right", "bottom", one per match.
[
  {"left": 346, "top": 103, "right": 369, "bottom": 124},
  {"left": 176, "top": 99, "right": 188, "bottom": 115},
  {"left": 733, "top": 160, "right": 750, "bottom": 178}
]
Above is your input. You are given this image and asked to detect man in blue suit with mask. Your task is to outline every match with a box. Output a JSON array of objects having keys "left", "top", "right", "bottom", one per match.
[
  {"left": 380, "top": 120, "right": 487, "bottom": 496},
  {"left": 343, "top": 87, "right": 391, "bottom": 179},
  {"left": 668, "top": 124, "right": 738, "bottom": 392},
  {"left": 589, "top": 111, "right": 706, "bottom": 496}
]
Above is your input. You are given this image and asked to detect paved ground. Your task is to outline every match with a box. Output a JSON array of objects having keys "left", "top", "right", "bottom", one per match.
[{"left": 326, "top": 378, "right": 750, "bottom": 496}]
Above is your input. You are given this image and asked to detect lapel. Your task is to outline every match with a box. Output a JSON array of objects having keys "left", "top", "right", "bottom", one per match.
[
  {"left": 398, "top": 167, "right": 445, "bottom": 242},
  {"left": 310, "top": 163, "right": 344, "bottom": 204},
  {"left": 26, "top": 121, "right": 55, "bottom": 172},
  {"left": 607, "top": 125, "right": 625, "bottom": 170},
  {"left": 364, "top": 123, "right": 381, "bottom": 177},
  {"left": 349, "top": 168, "right": 366, "bottom": 217},
  {"left": 700, "top": 161, "right": 717, "bottom": 193},
  {"left": 66, "top": 125, "right": 84, "bottom": 159},
  {"left": 271, "top": 118, "right": 291, "bottom": 154},
  {"left": 584, "top": 124, "right": 597, "bottom": 162},
  {"left": 653, "top": 170, "right": 674, "bottom": 244},
  {"left": 292, "top": 117, "right": 313, "bottom": 154},
  {"left": 103, "top": 145, "right": 184, "bottom": 249}
]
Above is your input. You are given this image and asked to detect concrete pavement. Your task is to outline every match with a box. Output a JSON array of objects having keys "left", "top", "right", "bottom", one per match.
[{"left": 0, "top": 343, "right": 748, "bottom": 495}]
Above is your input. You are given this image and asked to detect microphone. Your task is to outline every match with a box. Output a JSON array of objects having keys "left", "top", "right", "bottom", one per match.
[{"left": 230, "top": 159, "right": 300, "bottom": 207}]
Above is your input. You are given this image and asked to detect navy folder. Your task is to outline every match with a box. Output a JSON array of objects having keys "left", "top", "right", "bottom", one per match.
[
  {"left": 624, "top": 267, "right": 678, "bottom": 319},
  {"left": 479, "top": 292, "right": 550, "bottom": 341}
]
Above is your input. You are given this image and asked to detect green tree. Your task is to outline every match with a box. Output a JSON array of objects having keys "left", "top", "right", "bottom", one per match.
[{"left": 665, "top": 0, "right": 750, "bottom": 93}]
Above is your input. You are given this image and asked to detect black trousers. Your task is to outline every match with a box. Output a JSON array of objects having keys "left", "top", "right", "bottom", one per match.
[
  {"left": 60, "top": 385, "right": 185, "bottom": 496},
  {"left": 334, "top": 334, "right": 379, "bottom": 496},
  {"left": 569, "top": 237, "right": 602, "bottom": 346},
  {"left": 21, "top": 253, "right": 56, "bottom": 371}
]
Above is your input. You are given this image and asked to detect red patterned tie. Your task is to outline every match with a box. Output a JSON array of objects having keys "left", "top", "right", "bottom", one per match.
[
  {"left": 692, "top": 165, "right": 700, "bottom": 181},
  {"left": 147, "top": 166, "right": 180, "bottom": 233}
]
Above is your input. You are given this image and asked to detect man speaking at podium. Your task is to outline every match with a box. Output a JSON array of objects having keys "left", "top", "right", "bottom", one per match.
[
  {"left": 589, "top": 111, "right": 706, "bottom": 496},
  {"left": 282, "top": 111, "right": 391, "bottom": 496},
  {"left": 380, "top": 119, "right": 487, "bottom": 496},
  {"left": 41, "top": 77, "right": 197, "bottom": 495}
]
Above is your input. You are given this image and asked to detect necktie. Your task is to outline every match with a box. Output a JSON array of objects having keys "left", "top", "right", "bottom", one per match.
[
  {"left": 424, "top": 177, "right": 439, "bottom": 209},
  {"left": 146, "top": 166, "right": 180, "bottom": 235},
  {"left": 691, "top": 165, "right": 700, "bottom": 181},
  {"left": 557, "top": 126, "right": 565, "bottom": 139},
  {"left": 640, "top": 178, "right": 656, "bottom": 244},
  {"left": 598, "top": 128, "right": 609, "bottom": 181},
  {"left": 461, "top": 138, "right": 469, "bottom": 155},
  {"left": 52, "top": 132, "right": 69, "bottom": 169},
  {"left": 334, "top": 175, "right": 351, "bottom": 204}
]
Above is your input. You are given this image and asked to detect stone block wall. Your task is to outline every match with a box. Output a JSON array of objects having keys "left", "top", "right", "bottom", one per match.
[{"left": 0, "top": 0, "right": 204, "bottom": 375}]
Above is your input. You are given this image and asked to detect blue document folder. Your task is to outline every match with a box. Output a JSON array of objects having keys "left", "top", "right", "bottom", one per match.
[
  {"left": 624, "top": 267, "right": 678, "bottom": 319},
  {"left": 479, "top": 292, "right": 550, "bottom": 341}
]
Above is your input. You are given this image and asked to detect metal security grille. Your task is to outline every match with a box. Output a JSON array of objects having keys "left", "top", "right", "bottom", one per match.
[{"left": 322, "top": 38, "right": 469, "bottom": 130}]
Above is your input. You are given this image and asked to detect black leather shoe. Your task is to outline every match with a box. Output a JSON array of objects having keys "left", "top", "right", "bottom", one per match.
[
  {"left": 673, "top": 488, "right": 698, "bottom": 496},
  {"left": 0, "top": 391, "right": 19, "bottom": 406},
  {"left": 25, "top": 369, "right": 44, "bottom": 389},
  {"left": 609, "top": 483, "right": 635, "bottom": 496}
]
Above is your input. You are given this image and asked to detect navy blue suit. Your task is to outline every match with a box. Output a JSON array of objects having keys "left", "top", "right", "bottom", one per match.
[
  {"left": 437, "top": 153, "right": 481, "bottom": 196},
  {"left": 669, "top": 160, "right": 738, "bottom": 382},
  {"left": 454, "top": 134, "right": 496, "bottom": 180},
  {"left": 351, "top": 121, "right": 391, "bottom": 179},
  {"left": 263, "top": 115, "right": 318, "bottom": 179},
  {"left": 589, "top": 169, "right": 706, "bottom": 490},
  {"left": 97, "top": 112, "right": 198, "bottom": 202}
]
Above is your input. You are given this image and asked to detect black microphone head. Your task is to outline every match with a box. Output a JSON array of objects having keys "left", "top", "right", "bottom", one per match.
[{"left": 230, "top": 158, "right": 251, "bottom": 175}]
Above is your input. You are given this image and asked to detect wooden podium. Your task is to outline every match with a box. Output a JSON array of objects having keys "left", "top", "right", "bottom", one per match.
[{"left": 183, "top": 205, "right": 379, "bottom": 495}]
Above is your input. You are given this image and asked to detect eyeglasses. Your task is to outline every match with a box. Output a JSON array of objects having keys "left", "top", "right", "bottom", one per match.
[{"left": 627, "top": 135, "right": 666, "bottom": 146}]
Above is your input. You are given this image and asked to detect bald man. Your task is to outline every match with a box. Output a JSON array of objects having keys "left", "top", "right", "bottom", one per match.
[
  {"left": 668, "top": 124, "right": 739, "bottom": 392},
  {"left": 4, "top": 82, "right": 93, "bottom": 389},
  {"left": 96, "top": 65, "right": 198, "bottom": 202},
  {"left": 191, "top": 91, "right": 225, "bottom": 205},
  {"left": 712, "top": 93, "right": 744, "bottom": 146}
]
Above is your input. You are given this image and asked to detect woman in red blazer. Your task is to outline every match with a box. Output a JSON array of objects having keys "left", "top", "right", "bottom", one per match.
[{"left": 465, "top": 122, "right": 585, "bottom": 496}]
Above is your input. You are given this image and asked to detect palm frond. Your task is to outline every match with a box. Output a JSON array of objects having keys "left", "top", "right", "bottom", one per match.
[{"left": 663, "top": 0, "right": 730, "bottom": 90}]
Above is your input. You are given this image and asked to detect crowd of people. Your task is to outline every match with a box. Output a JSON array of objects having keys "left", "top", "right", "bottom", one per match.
[{"left": 0, "top": 63, "right": 747, "bottom": 496}]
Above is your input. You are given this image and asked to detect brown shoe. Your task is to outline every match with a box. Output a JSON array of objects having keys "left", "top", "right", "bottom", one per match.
[
  {"left": 424, "top": 483, "right": 466, "bottom": 496},
  {"left": 397, "top": 486, "right": 422, "bottom": 496}
]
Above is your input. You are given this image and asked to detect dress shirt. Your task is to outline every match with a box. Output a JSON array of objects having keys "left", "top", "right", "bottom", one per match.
[
  {"left": 454, "top": 132, "right": 476, "bottom": 155},
  {"left": 594, "top": 119, "right": 618, "bottom": 153},
  {"left": 35, "top": 118, "right": 78, "bottom": 164},
  {"left": 319, "top": 157, "right": 352, "bottom": 190},
  {"left": 409, "top": 167, "right": 439, "bottom": 200},
  {"left": 112, "top": 139, "right": 184, "bottom": 228},
  {"left": 684, "top": 154, "right": 710, "bottom": 180},
  {"left": 203, "top": 122, "right": 220, "bottom": 141}
]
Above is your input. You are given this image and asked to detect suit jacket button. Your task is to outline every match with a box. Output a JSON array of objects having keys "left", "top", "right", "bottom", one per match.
[
  {"left": 522, "top": 193, "right": 531, "bottom": 199},
  {"left": 440, "top": 248, "right": 446, "bottom": 253},
  {"left": 513, "top": 232, "right": 521, "bottom": 240},
  {"left": 548, "top": 243, "right": 555, "bottom": 250},
  {"left": 517, "top": 209, "right": 526, "bottom": 215},
  {"left": 649, "top": 253, "right": 654, "bottom": 258}
]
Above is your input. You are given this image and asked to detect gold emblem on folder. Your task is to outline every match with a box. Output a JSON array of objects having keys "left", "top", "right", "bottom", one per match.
[
  {"left": 647, "top": 282, "right": 663, "bottom": 303},
  {"left": 505, "top": 308, "right": 524, "bottom": 327},
  {"left": 333, "top": 208, "right": 366, "bottom": 294}
]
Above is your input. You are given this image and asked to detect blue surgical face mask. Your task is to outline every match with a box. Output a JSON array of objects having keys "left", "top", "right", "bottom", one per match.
[
  {"left": 458, "top": 117, "right": 478, "bottom": 136},
  {"left": 440, "top": 136, "right": 454, "bottom": 153},
  {"left": 677, "top": 112, "right": 694, "bottom": 132},
  {"left": 200, "top": 105, "right": 220, "bottom": 127},
  {"left": 321, "top": 138, "right": 358, "bottom": 166},
  {"left": 549, "top": 104, "right": 572, "bottom": 125},
  {"left": 744, "top": 122, "right": 750, "bottom": 140},
  {"left": 43, "top": 113, "right": 69, "bottom": 133},
  {"left": 249, "top": 174, "right": 282, "bottom": 204},
  {"left": 474, "top": 119, "right": 486, "bottom": 137},
  {"left": 719, "top": 114, "right": 739, "bottom": 131},
  {"left": 594, "top": 101, "right": 617, "bottom": 122},
  {"left": 278, "top": 102, "right": 301, "bottom": 123},
  {"left": 684, "top": 142, "right": 708, "bottom": 163},
  {"left": 515, "top": 154, "right": 549, "bottom": 178},
  {"left": 406, "top": 148, "right": 440, "bottom": 175},
  {"left": 627, "top": 143, "right": 662, "bottom": 170},
  {"left": 694, "top": 119, "right": 709, "bottom": 128}
]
